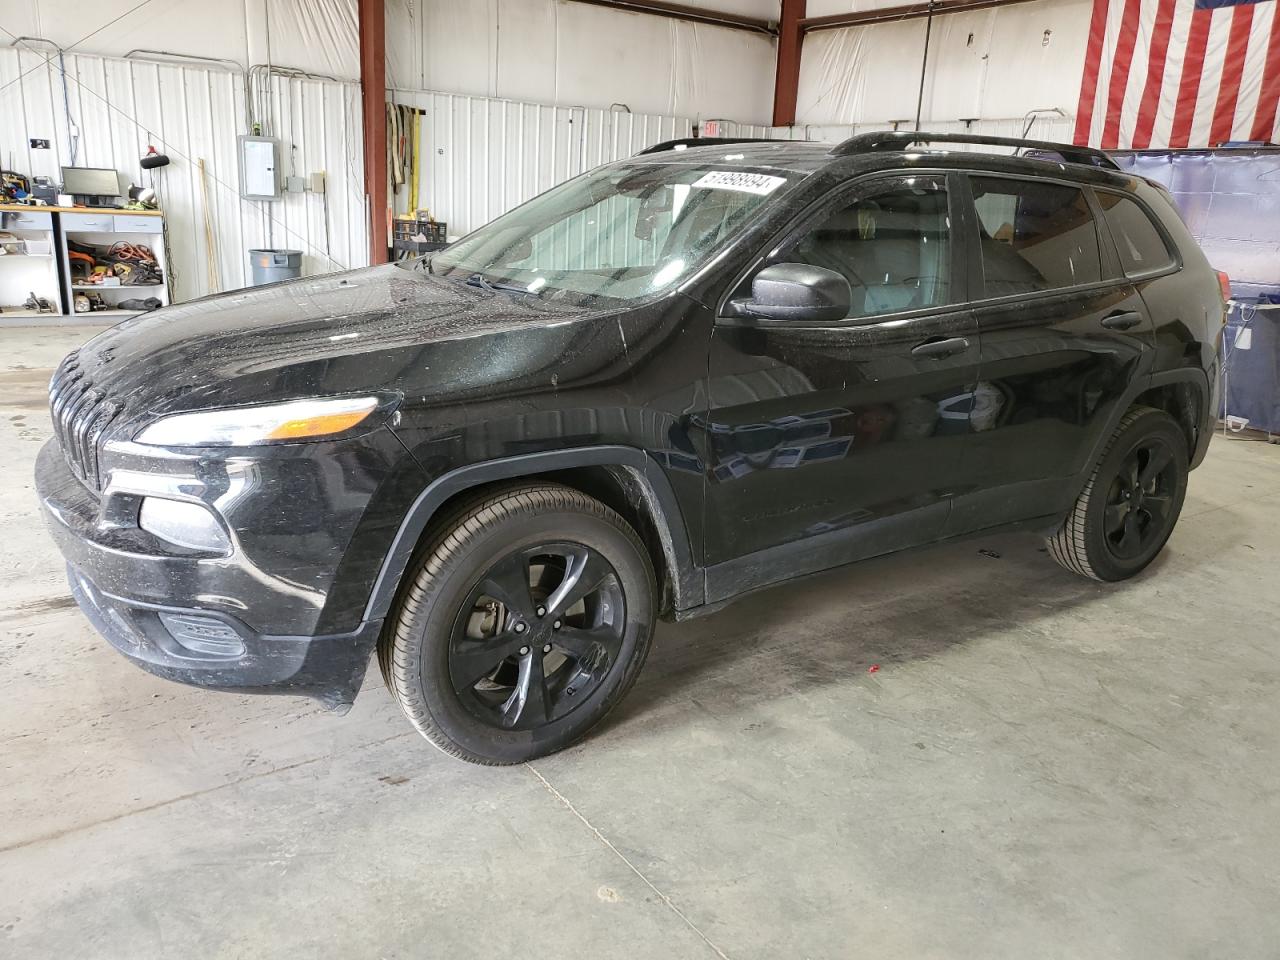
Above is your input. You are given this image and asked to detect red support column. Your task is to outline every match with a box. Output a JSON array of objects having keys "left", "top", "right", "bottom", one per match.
[
  {"left": 773, "top": 0, "right": 806, "bottom": 127},
  {"left": 359, "top": 0, "right": 388, "bottom": 265}
]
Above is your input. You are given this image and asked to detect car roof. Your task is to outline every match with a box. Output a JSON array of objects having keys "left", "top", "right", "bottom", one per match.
[
  {"left": 630, "top": 138, "right": 1140, "bottom": 192},
  {"left": 629, "top": 140, "right": 836, "bottom": 174}
]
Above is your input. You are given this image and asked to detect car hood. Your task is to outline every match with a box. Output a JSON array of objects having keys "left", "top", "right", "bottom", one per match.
[{"left": 71, "top": 263, "right": 597, "bottom": 419}]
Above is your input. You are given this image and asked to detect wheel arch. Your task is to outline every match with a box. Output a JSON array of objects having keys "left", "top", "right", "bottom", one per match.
[
  {"left": 363, "top": 446, "right": 703, "bottom": 624},
  {"left": 1135, "top": 368, "right": 1212, "bottom": 468},
  {"left": 1076, "top": 368, "right": 1210, "bottom": 487}
]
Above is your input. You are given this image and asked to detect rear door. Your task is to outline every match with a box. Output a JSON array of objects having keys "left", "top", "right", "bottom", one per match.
[
  {"left": 697, "top": 172, "right": 981, "bottom": 596},
  {"left": 947, "top": 173, "right": 1158, "bottom": 533}
]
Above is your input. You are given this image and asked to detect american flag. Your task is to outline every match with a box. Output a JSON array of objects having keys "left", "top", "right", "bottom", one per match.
[{"left": 1074, "top": 0, "right": 1280, "bottom": 148}]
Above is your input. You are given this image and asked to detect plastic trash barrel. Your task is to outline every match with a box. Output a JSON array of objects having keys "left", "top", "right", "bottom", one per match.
[{"left": 248, "top": 248, "right": 302, "bottom": 286}]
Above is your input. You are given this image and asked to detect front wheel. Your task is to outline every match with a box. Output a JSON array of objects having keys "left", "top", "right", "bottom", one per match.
[
  {"left": 379, "top": 483, "right": 656, "bottom": 764},
  {"left": 1047, "top": 405, "right": 1189, "bottom": 581}
]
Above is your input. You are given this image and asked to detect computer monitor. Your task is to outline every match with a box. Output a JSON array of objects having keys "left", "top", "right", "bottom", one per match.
[{"left": 61, "top": 166, "right": 123, "bottom": 204}]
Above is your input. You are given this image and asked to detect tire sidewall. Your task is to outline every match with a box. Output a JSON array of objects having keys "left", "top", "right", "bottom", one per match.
[
  {"left": 1083, "top": 412, "right": 1189, "bottom": 580},
  {"left": 407, "top": 506, "right": 654, "bottom": 763}
]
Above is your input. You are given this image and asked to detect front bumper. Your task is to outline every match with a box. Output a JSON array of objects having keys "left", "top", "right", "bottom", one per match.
[
  {"left": 34, "top": 435, "right": 417, "bottom": 708},
  {"left": 67, "top": 563, "right": 382, "bottom": 709}
]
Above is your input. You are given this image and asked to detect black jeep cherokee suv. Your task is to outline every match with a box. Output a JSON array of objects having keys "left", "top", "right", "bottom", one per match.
[{"left": 37, "top": 132, "right": 1222, "bottom": 764}]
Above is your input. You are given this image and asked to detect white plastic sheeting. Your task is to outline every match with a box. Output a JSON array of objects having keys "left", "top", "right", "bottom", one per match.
[
  {"left": 268, "top": 0, "right": 359, "bottom": 78},
  {"left": 795, "top": 0, "right": 1092, "bottom": 130},
  {"left": 391, "top": 88, "right": 770, "bottom": 236},
  {"left": 386, "top": 0, "right": 776, "bottom": 122},
  {"left": 5, "top": 0, "right": 360, "bottom": 79},
  {"left": 0, "top": 47, "right": 368, "bottom": 301},
  {"left": 767, "top": 115, "right": 1076, "bottom": 146}
]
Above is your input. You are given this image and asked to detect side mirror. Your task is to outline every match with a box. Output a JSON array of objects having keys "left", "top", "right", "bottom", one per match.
[{"left": 732, "top": 263, "right": 851, "bottom": 322}]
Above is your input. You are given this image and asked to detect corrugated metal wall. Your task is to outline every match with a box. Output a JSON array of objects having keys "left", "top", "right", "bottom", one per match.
[
  {"left": 0, "top": 46, "right": 367, "bottom": 302},
  {"left": 392, "top": 89, "right": 770, "bottom": 237}
]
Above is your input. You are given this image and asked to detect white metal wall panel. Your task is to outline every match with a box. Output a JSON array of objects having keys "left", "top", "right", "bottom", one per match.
[
  {"left": 393, "top": 89, "right": 712, "bottom": 237},
  {"left": 0, "top": 47, "right": 367, "bottom": 303}
]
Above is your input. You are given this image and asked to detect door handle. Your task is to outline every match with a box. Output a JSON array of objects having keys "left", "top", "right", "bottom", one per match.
[
  {"left": 911, "top": 336, "right": 970, "bottom": 359},
  {"left": 1101, "top": 311, "right": 1143, "bottom": 331}
]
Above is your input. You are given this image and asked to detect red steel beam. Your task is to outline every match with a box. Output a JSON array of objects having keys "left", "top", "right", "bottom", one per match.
[
  {"left": 359, "top": 0, "right": 388, "bottom": 265},
  {"left": 801, "top": 0, "right": 1038, "bottom": 32},
  {"left": 566, "top": 0, "right": 777, "bottom": 35},
  {"left": 773, "top": 0, "right": 806, "bottom": 127}
]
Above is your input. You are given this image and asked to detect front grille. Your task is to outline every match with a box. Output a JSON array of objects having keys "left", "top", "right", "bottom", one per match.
[{"left": 48, "top": 350, "right": 123, "bottom": 490}]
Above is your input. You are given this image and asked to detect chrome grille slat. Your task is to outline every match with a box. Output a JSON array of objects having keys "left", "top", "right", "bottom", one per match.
[
  {"left": 72, "top": 393, "right": 100, "bottom": 478},
  {"left": 50, "top": 372, "right": 85, "bottom": 449},
  {"left": 47, "top": 350, "right": 120, "bottom": 491},
  {"left": 62, "top": 390, "right": 99, "bottom": 482},
  {"left": 79, "top": 398, "right": 122, "bottom": 487}
]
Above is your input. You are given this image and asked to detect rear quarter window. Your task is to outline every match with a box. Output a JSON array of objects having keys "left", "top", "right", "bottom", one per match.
[{"left": 1096, "top": 192, "right": 1177, "bottom": 276}]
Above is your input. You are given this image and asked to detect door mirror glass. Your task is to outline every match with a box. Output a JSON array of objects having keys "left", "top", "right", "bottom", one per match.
[{"left": 733, "top": 262, "right": 852, "bottom": 322}]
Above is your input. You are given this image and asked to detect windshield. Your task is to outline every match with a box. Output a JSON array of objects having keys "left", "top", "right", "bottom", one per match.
[{"left": 414, "top": 160, "right": 800, "bottom": 306}]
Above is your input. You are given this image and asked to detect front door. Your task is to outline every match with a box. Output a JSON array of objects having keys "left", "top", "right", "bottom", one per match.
[{"left": 696, "top": 173, "right": 981, "bottom": 601}]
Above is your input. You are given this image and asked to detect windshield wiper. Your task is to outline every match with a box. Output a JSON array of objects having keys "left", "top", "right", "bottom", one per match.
[{"left": 465, "top": 272, "right": 540, "bottom": 296}]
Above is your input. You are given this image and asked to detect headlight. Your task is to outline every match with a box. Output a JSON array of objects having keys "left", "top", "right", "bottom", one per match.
[{"left": 135, "top": 396, "right": 384, "bottom": 447}]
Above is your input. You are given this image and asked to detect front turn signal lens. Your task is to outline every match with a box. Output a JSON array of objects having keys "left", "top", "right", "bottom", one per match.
[
  {"left": 135, "top": 396, "right": 384, "bottom": 447},
  {"left": 264, "top": 405, "right": 380, "bottom": 441}
]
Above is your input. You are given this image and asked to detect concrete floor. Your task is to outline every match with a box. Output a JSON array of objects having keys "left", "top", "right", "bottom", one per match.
[{"left": 2, "top": 325, "right": 1278, "bottom": 959}]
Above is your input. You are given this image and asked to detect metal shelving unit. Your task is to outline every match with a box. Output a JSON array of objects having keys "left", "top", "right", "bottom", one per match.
[
  {"left": 57, "top": 210, "right": 170, "bottom": 320},
  {"left": 0, "top": 205, "right": 170, "bottom": 324},
  {"left": 0, "top": 209, "right": 63, "bottom": 322}
]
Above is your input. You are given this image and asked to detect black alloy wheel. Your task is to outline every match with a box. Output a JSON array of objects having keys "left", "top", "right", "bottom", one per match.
[
  {"left": 1102, "top": 436, "right": 1179, "bottom": 562},
  {"left": 1047, "top": 405, "right": 1189, "bottom": 581},
  {"left": 449, "top": 543, "right": 626, "bottom": 731},
  {"left": 380, "top": 482, "right": 656, "bottom": 764}
]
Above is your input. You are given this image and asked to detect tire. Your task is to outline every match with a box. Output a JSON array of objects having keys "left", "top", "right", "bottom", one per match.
[
  {"left": 378, "top": 482, "right": 656, "bottom": 765},
  {"left": 1046, "top": 405, "right": 1189, "bottom": 582}
]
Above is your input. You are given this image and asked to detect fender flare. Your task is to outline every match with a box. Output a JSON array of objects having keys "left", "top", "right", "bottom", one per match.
[
  {"left": 1147, "top": 367, "right": 1214, "bottom": 467},
  {"left": 363, "top": 445, "right": 704, "bottom": 622},
  {"left": 1076, "top": 367, "right": 1212, "bottom": 487}
]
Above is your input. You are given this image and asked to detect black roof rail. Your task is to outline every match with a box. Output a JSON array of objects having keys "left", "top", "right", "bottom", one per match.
[
  {"left": 638, "top": 137, "right": 782, "bottom": 155},
  {"left": 829, "top": 131, "right": 1119, "bottom": 170}
]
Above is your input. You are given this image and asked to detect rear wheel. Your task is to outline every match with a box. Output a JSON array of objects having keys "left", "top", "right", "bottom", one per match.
[
  {"left": 1047, "top": 405, "right": 1188, "bottom": 581},
  {"left": 379, "top": 483, "right": 656, "bottom": 764}
]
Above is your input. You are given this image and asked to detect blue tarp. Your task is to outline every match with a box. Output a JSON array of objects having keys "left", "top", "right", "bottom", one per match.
[
  {"left": 1112, "top": 149, "right": 1280, "bottom": 299},
  {"left": 1221, "top": 300, "right": 1280, "bottom": 435}
]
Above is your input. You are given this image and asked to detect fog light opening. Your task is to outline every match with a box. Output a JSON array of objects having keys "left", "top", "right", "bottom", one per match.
[
  {"left": 139, "top": 497, "right": 231, "bottom": 553},
  {"left": 158, "top": 613, "right": 247, "bottom": 658}
]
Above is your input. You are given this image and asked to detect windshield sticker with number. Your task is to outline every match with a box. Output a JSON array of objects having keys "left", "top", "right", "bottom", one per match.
[{"left": 691, "top": 171, "right": 787, "bottom": 196}]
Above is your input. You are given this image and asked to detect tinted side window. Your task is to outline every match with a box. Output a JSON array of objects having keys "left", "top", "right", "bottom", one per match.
[
  {"left": 1096, "top": 192, "right": 1176, "bottom": 276},
  {"left": 971, "top": 177, "right": 1102, "bottom": 296},
  {"left": 784, "top": 176, "right": 952, "bottom": 319}
]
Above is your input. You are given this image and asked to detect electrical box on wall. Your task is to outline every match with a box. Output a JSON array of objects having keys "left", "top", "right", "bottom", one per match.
[{"left": 238, "top": 136, "right": 281, "bottom": 200}]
